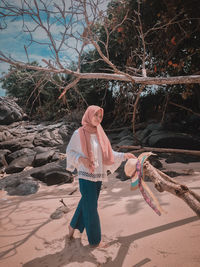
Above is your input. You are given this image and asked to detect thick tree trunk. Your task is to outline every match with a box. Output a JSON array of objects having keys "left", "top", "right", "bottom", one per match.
[{"left": 143, "top": 161, "right": 200, "bottom": 217}]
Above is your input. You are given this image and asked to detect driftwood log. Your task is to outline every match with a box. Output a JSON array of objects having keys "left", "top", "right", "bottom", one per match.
[
  {"left": 143, "top": 161, "right": 200, "bottom": 217},
  {"left": 117, "top": 145, "right": 200, "bottom": 156}
]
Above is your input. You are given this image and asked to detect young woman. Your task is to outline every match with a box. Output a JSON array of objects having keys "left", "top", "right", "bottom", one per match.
[{"left": 66, "top": 105, "right": 136, "bottom": 247}]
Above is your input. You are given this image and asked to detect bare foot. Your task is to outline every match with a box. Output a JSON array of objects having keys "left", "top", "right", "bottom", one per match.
[
  {"left": 68, "top": 225, "right": 75, "bottom": 239},
  {"left": 90, "top": 241, "right": 109, "bottom": 248}
]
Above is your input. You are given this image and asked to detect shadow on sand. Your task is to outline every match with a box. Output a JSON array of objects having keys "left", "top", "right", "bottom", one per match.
[{"left": 22, "top": 215, "right": 199, "bottom": 267}]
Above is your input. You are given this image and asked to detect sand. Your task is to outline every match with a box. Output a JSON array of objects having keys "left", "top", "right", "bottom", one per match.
[{"left": 0, "top": 161, "right": 200, "bottom": 267}]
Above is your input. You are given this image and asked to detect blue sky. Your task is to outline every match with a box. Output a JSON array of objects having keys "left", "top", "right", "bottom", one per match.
[
  {"left": 0, "top": 4, "right": 64, "bottom": 95},
  {"left": 0, "top": 5, "right": 79, "bottom": 74},
  {"left": 0, "top": 0, "right": 108, "bottom": 96}
]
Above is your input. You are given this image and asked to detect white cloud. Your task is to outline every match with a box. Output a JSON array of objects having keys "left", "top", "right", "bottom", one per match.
[
  {"left": 0, "top": 0, "right": 110, "bottom": 75},
  {"left": 0, "top": 62, "right": 9, "bottom": 94},
  {"left": 28, "top": 54, "right": 47, "bottom": 64},
  {"left": 0, "top": 62, "right": 9, "bottom": 75}
]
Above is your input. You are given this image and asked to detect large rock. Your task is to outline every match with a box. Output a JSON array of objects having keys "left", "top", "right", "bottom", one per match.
[
  {"left": 6, "top": 179, "right": 39, "bottom": 196},
  {"left": 33, "top": 128, "right": 64, "bottom": 147},
  {"left": 33, "top": 149, "right": 57, "bottom": 167},
  {"left": 165, "top": 154, "right": 200, "bottom": 164},
  {"left": 0, "top": 97, "right": 27, "bottom": 125},
  {"left": 136, "top": 128, "right": 151, "bottom": 143},
  {"left": 38, "top": 171, "right": 73, "bottom": 186},
  {"left": 0, "top": 176, "right": 39, "bottom": 196},
  {"left": 147, "top": 130, "right": 200, "bottom": 150},
  {"left": 0, "top": 128, "right": 13, "bottom": 142},
  {"left": 108, "top": 132, "right": 121, "bottom": 144},
  {"left": 33, "top": 146, "right": 52, "bottom": 153},
  {"left": 117, "top": 138, "right": 135, "bottom": 147},
  {"left": 5, "top": 154, "right": 35, "bottom": 174},
  {"left": 146, "top": 122, "right": 163, "bottom": 132},
  {"left": 0, "top": 159, "right": 69, "bottom": 195},
  {"left": 0, "top": 149, "right": 10, "bottom": 167},
  {"left": 31, "top": 159, "right": 73, "bottom": 186},
  {"left": 6, "top": 148, "right": 36, "bottom": 164},
  {"left": 184, "top": 114, "right": 200, "bottom": 133},
  {"left": 0, "top": 135, "right": 35, "bottom": 152},
  {"left": 58, "top": 124, "right": 72, "bottom": 143}
]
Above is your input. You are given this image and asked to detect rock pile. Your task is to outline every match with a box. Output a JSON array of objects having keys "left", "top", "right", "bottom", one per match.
[
  {"left": 0, "top": 97, "right": 200, "bottom": 195},
  {"left": 0, "top": 97, "right": 80, "bottom": 195}
]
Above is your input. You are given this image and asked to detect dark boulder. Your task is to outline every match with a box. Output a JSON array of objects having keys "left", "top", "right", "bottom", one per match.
[
  {"left": 184, "top": 114, "right": 200, "bottom": 133},
  {"left": 165, "top": 154, "right": 200, "bottom": 164},
  {"left": 33, "top": 146, "right": 51, "bottom": 153},
  {"left": 0, "top": 97, "right": 27, "bottom": 125},
  {"left": 6, "top": 148, "right": 36, "bottom": 164},
  {"left": 146, "top": 122, "right": 163, "bottom": 132},
  {"left": 33, "top": 149, "right": 57, "bottom": 167},
  {"left": 0, "top": 149, "right": 10, "bottom": 167},
  {"left": 5, "top": 154, "right": 35, "bottom": 174},
  {"left": 136, "top": 128, "right": 152, "bottom": 143},
  {"left": 6, "top": 179, "right": 39, "bottom": 196},
  {"left": 0, "top": 175, "right": 39, "bottom": 196},
  {"left": 147, "top": 131, "right": 200, "bottom": 150},
  {"left": 0, "top": 159, "right": 69, "bottom": 195},
  {"left": 33, "top": 130, "right": 63, "bottom": 147},
  {"left": 39, "top": 171, "right": 73, "bottom": 186},
  {"left": 31, "top": 160, "right": 72, "bottom": 186},
  {"left": 0, "top": 127, "right": 13, "bottom": 142},
  {"left": 58, "top": 124, "right": 72, "bottom": 143},
  {"left": 0, "top": 135, "right": 35, "bottom": 152}
]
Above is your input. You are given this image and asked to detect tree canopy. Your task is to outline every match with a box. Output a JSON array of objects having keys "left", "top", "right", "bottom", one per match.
[{"left": 0, "top": 0, "right": 200, "bottom": 124}]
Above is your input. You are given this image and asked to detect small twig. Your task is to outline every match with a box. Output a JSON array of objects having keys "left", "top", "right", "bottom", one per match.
[
  {"left": 59, "top": 198, "right": 67, "bottom": 207},
  {"left": 169, "top": 101, "right": 200, "bottom": 117},
  {"left": 161, "top": 93, "right": 169, "bottom": 123},
  {"left": 68, "top": 188, "right": 78, "bottom": 195}
]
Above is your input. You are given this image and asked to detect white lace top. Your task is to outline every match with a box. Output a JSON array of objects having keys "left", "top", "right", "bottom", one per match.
[{"left": 66, "top": 129, "right": 125, "bottom": 182}]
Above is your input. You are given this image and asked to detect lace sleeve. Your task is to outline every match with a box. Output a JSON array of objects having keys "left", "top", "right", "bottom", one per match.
[
  {"left": 66, "top": 130, "right": 82, "bottom": 172},
  {"left": 107, "top": 150, "right": 125, "bottom": 174}
]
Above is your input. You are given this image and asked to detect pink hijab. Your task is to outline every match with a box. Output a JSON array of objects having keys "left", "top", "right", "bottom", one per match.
[{"left": 78, "top": 105, "right": 114, "bottom": 173}]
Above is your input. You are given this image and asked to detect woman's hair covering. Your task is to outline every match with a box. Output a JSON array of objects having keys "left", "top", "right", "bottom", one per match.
[{"left": 78, "top": 105, "right": 114, "bottom": 173}]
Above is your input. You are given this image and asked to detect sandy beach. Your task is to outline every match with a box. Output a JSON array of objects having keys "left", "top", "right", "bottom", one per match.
[{"left": 0, "top": 160, "right": 200, "bottom": 267}]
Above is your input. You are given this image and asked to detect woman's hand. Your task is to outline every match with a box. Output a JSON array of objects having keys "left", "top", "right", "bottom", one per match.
[
  {"left": 124, "top": 153, "right": 137, "bottom": 160},
  {"left": 78, "top": 156, "right": 90, "bottom": 168},
  {"left": 78, "top": 156, "right": 95, "bottom": 173}
]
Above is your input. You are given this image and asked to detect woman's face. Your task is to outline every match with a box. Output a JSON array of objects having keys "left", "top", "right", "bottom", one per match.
[{"left": 91, "top": 110, "right": 103, "bottom": 126}]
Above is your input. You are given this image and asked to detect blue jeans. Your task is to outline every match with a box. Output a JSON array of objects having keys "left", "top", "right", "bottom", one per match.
[{"left": 70, "top": 179, "right": 102, "bottom": 245}]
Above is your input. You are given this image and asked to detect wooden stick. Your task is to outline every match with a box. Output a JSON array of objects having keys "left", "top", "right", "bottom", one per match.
[
  {"left": 59, "top": 199, "right": 67, "bottom": 207},
  {"left": 117, "top": 145, "right": 200, "bottom": 156}
]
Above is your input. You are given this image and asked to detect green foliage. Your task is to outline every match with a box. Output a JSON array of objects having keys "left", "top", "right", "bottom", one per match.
[
  {"left": 2, "top": 0, "right": 200, "bottom": 124},
  {"left": 105, "top": 0, "right": 200, "bottom": 76},
  {"left": 2, "top": 62, "right": 68, "bottom": 120},
  {"left": 84, "top": 0, "right": 200, "bottom": 123},
  {"left": 2, "top": 61, "right": 115, "bottom": 121},
  {"left": 78, "top": 50, "right": 115, "bottom": 115}
]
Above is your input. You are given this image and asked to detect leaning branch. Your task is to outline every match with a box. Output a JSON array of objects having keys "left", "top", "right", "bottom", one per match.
[
  {"left": 143, "top": 161, "right": 200, "bottom": 217},
  {"left": 1, "top": 56, "right": 200, "bottom": 85}
]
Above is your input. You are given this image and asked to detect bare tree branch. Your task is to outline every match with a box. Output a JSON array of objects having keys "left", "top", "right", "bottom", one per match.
[
  {"left": 1, "top": 54, "right": 200, "bottom": 85},
  {"left": 169, "top": 101, "right": 200, "bottom": 117},
  {"left": 58, "top": 77, "right": 80, "bottom": 99},
  {"left": 1, "top": 0, "right": 200, "bottom": 88}
]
